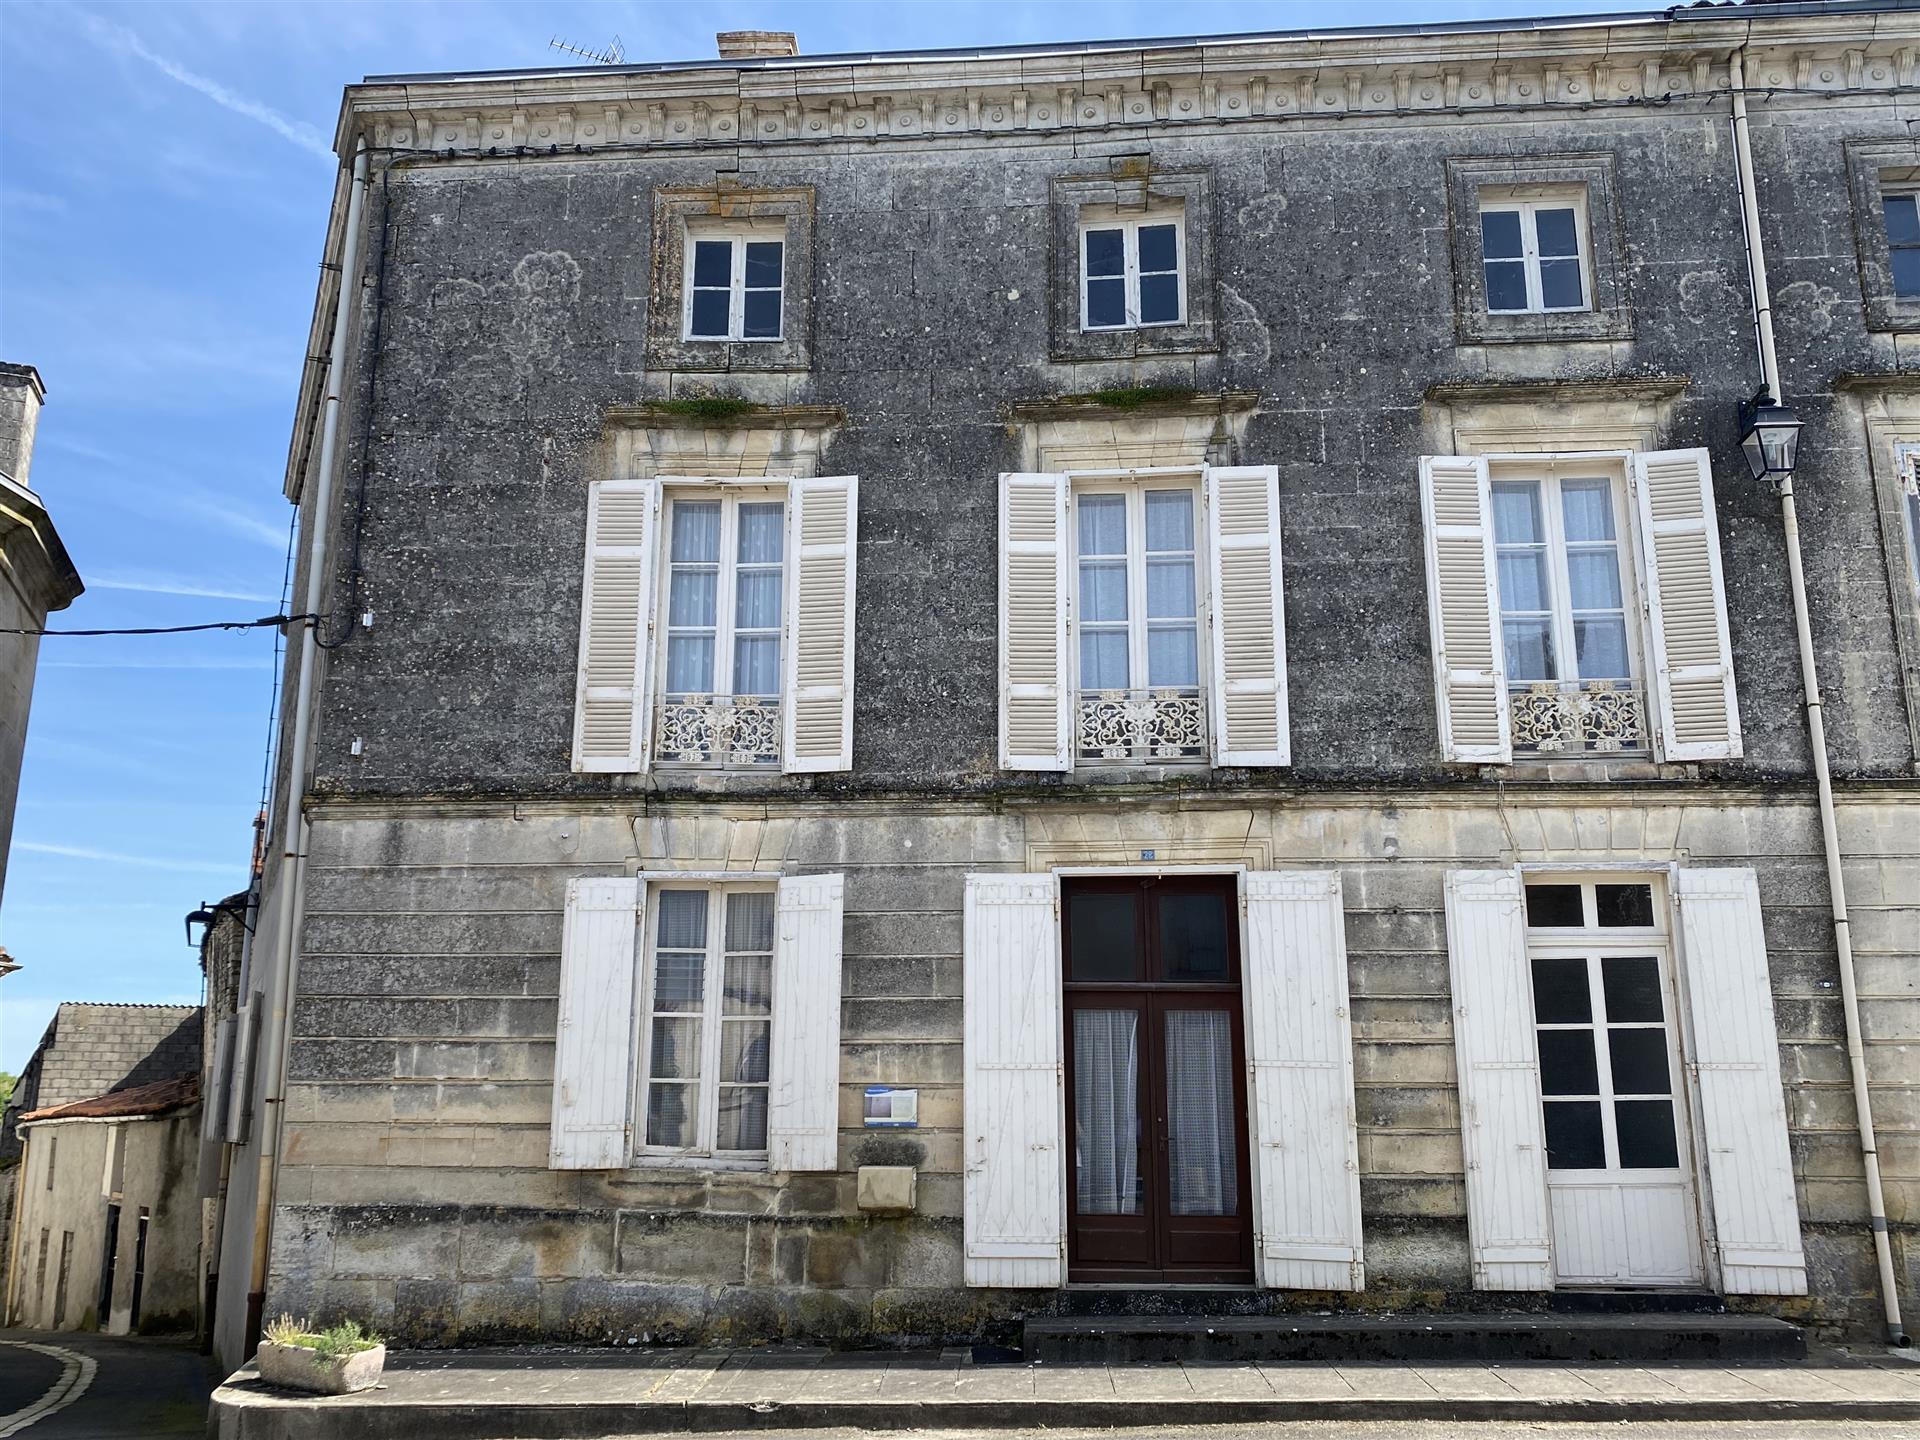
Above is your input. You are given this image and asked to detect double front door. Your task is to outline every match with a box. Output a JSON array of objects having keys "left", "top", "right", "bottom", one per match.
[{"left": 1063, "top": 876, "right": 1254, "bottom": 1283}]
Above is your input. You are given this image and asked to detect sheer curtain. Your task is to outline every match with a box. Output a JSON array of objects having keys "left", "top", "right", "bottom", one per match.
[
  {"left": 1073, "top": 1010, "right": 1140, "bottom": 1214},
  {"left": 1165, "top": 1009, "right": 1237, "bottom": 1216}
]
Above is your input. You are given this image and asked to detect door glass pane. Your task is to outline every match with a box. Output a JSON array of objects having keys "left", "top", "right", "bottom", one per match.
[
  {"left": 1145, "top": 560, "right": 1195, "bottom": 618},
  {"left": 1503, "top": 617, "right": 1555, "bottom": 681},
  {"left": 1559, "top": 479, "right": 1614, "bottom": 540},
  {"left": 1158, "top": 893, "right": 1230, "bottom": 981},
  {"left": 1078, "top": 493, "right": 1127, "bottom": 554},
  {"left": 1067, "top": 891, "right": 1139, "bottom": 981},
  {"left": 1530, "top": 955, "right": 1591, "bottom": 1021},
  {"left": 1542, "top": 1100, "right": 1606, "bottom": 1169},
  {"left": 1079, "top": 630, "right": 1130, "bottom": 690},
  {"left": 737, "top": 503, "right": 785, "bottom": 564},
  {"left": 734, "top": 570, "right": 782, "bottom": 627},
  {"left": 732, "top": 635, "right": 779, "bottom": 696},
  {"left": 671, "top": 500, "right": 722, "bottom": 562},
  {"left": 1144, "top": 490, "right": 1194, "bottom": 550},
  {"left": 668, "top": 569, "right": 718, "bottom": 627},
  {"left": 1084, "top": 227, "right": 1125, "bottom": 276},
  {"left": 1524, "top": 885, "right": 1585, "bottom": 929},
  {"left": 646, "top": 1083, "right": 697, "bottom": 1147},
  {"left": 1601, "top": 956, "right": 1664, "bottom": 1022},
  {"left": 1145, "top": 626, "right": 1198, "bottom": 687},
  {"left": 652, "top": 952, "right": 705, "bottom": 1011},
  {"left": 1139, "top": 273, "right": 1180, "bottom": 324},
  {"left": 665, "top": 635, "right": 715, "bottom": 695},
  {"left": 717, "top": 1088, "right": 768, "bottom": 1150},
  {"left": 1165, "top": 1010, "right": 1237, "bottom": 1215},
  {"left": 1565, "top": 551, "right": 1623, "bottom": 608},
  {"left": 1607, "top": 1028, "right": 1671, "bottom": 1095},
  {"left": 723, "top": 955, "right": 771, "bottom": 1016},
  {"left": 1079, "top": 560, "right": 1128, "bottom": 622},
  {"left": 724, "top": 889, "right": 775, "bottom": 957},
  {"left": 1073, "top": 1009, "right": 1141, "bottom": 1215},
  {"left": 1491, "top": 482, "right": 1544, "bottom": 542},
  {"left": 1615, "top": 1100, "right": 1680, "bottom": 1168},
  {"left": 1594, "top": 884, "right": 1654, "bottom": 927},
  {"left": 1537, "top": 1029, "right": 1599, "bottom": 1095},
  {"left": 649, "top": 1018, "right": 702, "bottom": 1079},
  {"left": 720, "top": 1021, "right": 770, "bottom": 1083},
  {"left": 656, "top": 889, "right": 708, "bottom": 949},
  {"left": 1573, "top": 616, "right": 1630, "bottom": 680},
  {"left": 1497, "top": 549, "right": 1550, "bottom": 610}
]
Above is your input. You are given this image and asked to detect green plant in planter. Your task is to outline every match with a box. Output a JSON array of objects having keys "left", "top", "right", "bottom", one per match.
[{"left": 265, "top": 1314, "right": 382, "bottom": 1359}]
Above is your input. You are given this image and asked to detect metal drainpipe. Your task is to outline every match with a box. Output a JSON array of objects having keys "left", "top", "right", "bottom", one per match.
[
  {"left": 1729, "top": 47, "right": 1906, "bottom": 1346},
  {"left": 242, "top": 137, "right": 371, "bottom": 1355}
]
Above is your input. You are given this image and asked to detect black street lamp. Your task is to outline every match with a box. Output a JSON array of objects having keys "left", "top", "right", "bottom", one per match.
[{"left": 1738, "top": 390, "right": 1803, "bottom": 485}]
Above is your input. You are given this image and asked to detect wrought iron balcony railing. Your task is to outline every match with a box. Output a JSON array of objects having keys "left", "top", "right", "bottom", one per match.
[
  {"left": 654, "top": 695, "right": 781, "bottom": 767},
  {"left": 1075, "top": 687, "right": 1208, "bottom": 764},
  {"left": 1509, "top": 679, "right": 1648, "bottom": 755}
]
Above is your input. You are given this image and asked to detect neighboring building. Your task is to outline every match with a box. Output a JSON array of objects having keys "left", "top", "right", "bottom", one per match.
[
  {"left": 213, "top": 5, "right": 1920, "bottom": 1366},
  {"left": 0, "top": 361, "right": 83, "bottom": 910},
  {"left": 1, "top": 1003, "right": 203, "bottom": 1164}
]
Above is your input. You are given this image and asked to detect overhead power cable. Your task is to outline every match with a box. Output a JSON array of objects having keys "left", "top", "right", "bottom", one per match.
[{"left": 0, "top": 613, "right": 321, "bottom": 638}]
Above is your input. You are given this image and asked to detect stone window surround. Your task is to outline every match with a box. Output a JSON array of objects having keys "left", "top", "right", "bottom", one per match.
[
  {"left": 1837, "top": 374, "right": 1920, "bottom": 772},
  {"left": 1445, "top": 153, "right": 1633, "bottom": 345},
  {"left": 646, "top": 185, "right": 815, "bottom": 373},
  {"left": 1844, "top": 138, "right": 1920, "bottom": 333},
  {"left": 1050, "top": 164, "right": 1217, "bottom": 362}
]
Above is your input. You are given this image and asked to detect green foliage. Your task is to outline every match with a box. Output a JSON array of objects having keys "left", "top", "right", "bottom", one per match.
[
  {"left": 265, "top": 1314, "right": 381, "bottom": 1359},
  {"left": 648, "top": 395, "right": 761, "bottom": 423},
  {"left": 0, "top": 1072, "right": 14, "bottom": 1111},
  {"left": 1057, "top": 385, "right": 1199, "bottom": 411}
]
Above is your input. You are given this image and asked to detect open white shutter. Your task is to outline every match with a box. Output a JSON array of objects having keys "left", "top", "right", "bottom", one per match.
[
  {"left": 1420, "top": 456, "right": 1511, "bottom": 763},
  {"left": 224, "top": 994, "right": 260, "bottom": 1146},
  {"left": 1445, "top": 869, "right": 1553, "bottom": 1290},
  {"left": 962, "top": 873, "right": 1064, "bottom": 1286},
  {"left": 572, "top": 479, "right": 659, "bottom": 773},
  {"left": 1632, "top": 449, "right": 1742, "bottom": 761},
  {"left": 783, "top": 477, "right": 858, "bottom": 773},
  {"left": 768, "top": 873, "right": 845, "bottom": 1171},
  {"left": 999, "top": 473, "right": 1070, "bottom": 771},
  {"left": 201, "top": 1014, "right": 234, "bottom": 1144},
  {"left": 1243, "top": 871, "right": 1364, "bottom": 1289},
  {"left": 1674, "top": 867, "right": 1806, "bottom": 1294},
  {"left": 1206, "top": 465, "right": 1291, "bottom": 766},
  {"left": 550, "top": 877, "right": 640, "bottom": 1170}
]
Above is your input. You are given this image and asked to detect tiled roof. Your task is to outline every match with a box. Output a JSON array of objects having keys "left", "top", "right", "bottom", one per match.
[{"left": 21, "top": 1072, "right": 200, "bottom": 1124}]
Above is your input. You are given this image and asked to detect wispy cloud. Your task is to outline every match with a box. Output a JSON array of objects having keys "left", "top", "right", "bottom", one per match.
[
  {"left": 16, "top": 841, "right": 240, "bottom": 876},
  {"left": 0, "top": 186, "right": 68, "bottom": 214},
  {"left": 87, "top": 572, "right": 277, "bottom": 602},
  {"left": 80, "top": 12, "right": 335, "bottom": 163}
]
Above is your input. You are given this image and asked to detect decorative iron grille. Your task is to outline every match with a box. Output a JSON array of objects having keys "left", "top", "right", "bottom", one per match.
[
  {"left": 654, "top": 696, "right": 781, "bottom": 767},
  {"left": 1509, "top": 679, "right": 1647, "bottom": 755},
  {"left": 1075, "top": 687, "right": 1208, "bottom": 764}
]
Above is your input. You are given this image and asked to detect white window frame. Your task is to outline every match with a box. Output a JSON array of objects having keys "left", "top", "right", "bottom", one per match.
[
  {"left": 1886, "top": 190, "right": 1920, "bottom": 300},
  {"left": 633, "top": 881, "right": 777, "bottom": 1169},
  {"left": 681, "top": 225, "right": 786, "bottom": 342},
  {"left": 1078, "top": 211, "right": 1187, "bottom": 331},
  {"left": 1478, "top": 188, "right": 1593, "bottom": 315}
]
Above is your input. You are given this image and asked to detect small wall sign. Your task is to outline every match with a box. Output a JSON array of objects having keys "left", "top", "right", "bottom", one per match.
[{"left": 862, "top": 1086, "right": 919, "bottom": 1128}]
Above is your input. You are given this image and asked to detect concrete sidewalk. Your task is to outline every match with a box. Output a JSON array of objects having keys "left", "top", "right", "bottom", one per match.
[{"left": 208, "top": 1343, "right": 1920, "bottom": 1437}]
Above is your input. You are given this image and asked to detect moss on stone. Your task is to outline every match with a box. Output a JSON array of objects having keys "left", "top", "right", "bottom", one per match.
[
  {"left": 1055, "top": 384, "right": 1200, "bottom": 411},
  {"left": 648, "top": 396, "right": 762, "bottom": 423}
]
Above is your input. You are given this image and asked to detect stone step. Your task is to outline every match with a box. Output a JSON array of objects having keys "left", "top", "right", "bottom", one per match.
[{"left": 1022, "top": 1311, "right": 1807, "bottom": 1364}]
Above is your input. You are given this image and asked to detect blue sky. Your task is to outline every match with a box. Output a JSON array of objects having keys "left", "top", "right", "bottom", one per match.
[{"left": 0, "top": 0, "right": 1654, "bottom": 1071}]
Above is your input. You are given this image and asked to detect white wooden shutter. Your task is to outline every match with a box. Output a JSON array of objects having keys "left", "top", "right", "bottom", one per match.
[
  {"left": 962, "top": 872, "right": 1064, "bottom": 1286},
  {"left": 1674, "top": 867, "right": 1806, "bottom": 1295},
  {"left": 783, "top": 477, "right": 858, "bottom": 773},
  {"left": 999, "top": 473, "right": 1070, "bottom": 771},
  {"left": 1444, "top": 869, "right": 1553, "bottom": 1290},
  {"left": 223, "top": 994, "right": 260, "bottom": 1146},
  {"left": 550, "top": 877, "right": 641, "bottom": 1170},
  {"left": 1206, "top": 465, "right": 1291, "bottom": 766},
  {"left": 1420, "top": 456, "right": 1511, "bottom": 763},
  {"left": 768, "top": 873, "right": 845, "bottom": 1171},
  {"left": 1632, "top": 449, "right": 1742, "bottom": 761},
  {"left": 572, "top": 479, "right": 659, "bottom": 773},
  {"left": 201, "top": 1014, "right": 234, "bottom": 1144},
  {"left": 1242, "top": 871, "right": 1364, "bottom": 1289}
]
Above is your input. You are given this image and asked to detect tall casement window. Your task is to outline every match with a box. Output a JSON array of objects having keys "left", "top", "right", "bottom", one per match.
[
  {"left": 683, "top": 229, "right": 785, "bottom": 341},
  {"left": 1081, "top": 214, "right": 1185, "bottom": 330},
  {"left": 1886, "top": 192, "right": 1920, "bottom": 299},
  {"left": 1903, "top": 446, "right": 1920, "bottom": 593},
  {"left": 1419, "top": 450, "right": 1740, "bottom": 764},
  {"left": 1479, "top": 193, "right": 1590, "bottom": 314}
]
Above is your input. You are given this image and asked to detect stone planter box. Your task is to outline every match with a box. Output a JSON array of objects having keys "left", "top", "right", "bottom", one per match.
[{"left": 256, "top": 1339, "right": 386, "bottom": 1395}]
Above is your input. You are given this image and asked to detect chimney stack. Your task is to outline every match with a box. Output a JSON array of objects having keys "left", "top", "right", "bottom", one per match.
[
  {"left": 717, "top": 31, "right": 798, "bottom": 60},
  {"left": 0, "top": 363, "right": 46, "bottom": 487}
]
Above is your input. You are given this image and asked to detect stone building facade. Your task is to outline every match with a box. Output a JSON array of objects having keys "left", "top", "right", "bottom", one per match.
[{"left": 219, "top": 5, "right": 1920, "bottom": 1362}]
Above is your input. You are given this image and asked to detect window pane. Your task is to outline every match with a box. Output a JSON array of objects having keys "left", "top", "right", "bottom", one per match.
[
  {"left": 1608, "top": 1029, "right": 1672, "bottom": 1095},
  {"left": 1497, "top": 550, "right": 1550, "bottom": 612},
  {"left": 1615, "top": 1100, "right": 1680, "bottom": 1168},
  {"left": 1080, "top": 629, "right": 1130, "bottom": 690},
  {"left": 1144, "top": 490, "right": 1194, "bottom": 551},
  {"left": 649, "top": 1017, "right": 703, "bottom": 1079},
  {"left": 1086, "top": 276, "right": 1126, "bottom": 327},
  {"left": 665, "top": 635, "right": 714, "bottom": 694},
  {"left": 1601, "top": 956, "right": 1664, "bottom": 1023},
  {"left": 1886, "top": 196, "right": 1920, "bottom": 246},
  {"left": 717, "top": 1088, "right": 768, "bottom": 1151},
  {"left": 1145, "top": 559, "right": 1195, "bottom": 619},
  {"left": 1559, "top": 478, "right": 1615, "bottom": 541},
  {"left": 743, "top": 240, "right": 783, "bottom": 288},
  {"left": 691, "top": 239, "right": 732, "bottom": 287},
  {"left": 689, "top": 288, "right": 730, "bottom": 338},
  {"left": 742, "top": 289, "right": 781, "bottom": 339},
  {"left": 1484, "top": 259, "right": 1529, "bottom": 312},
  {"left": 1595, "top": 884, "right": 1655, "bottom": 928},
  {"left": 1503, "top": 617, "right": 1555, "bottom": 681},
  {"left": 1077, "top": 494, "right": 1127, "bottom": 555},
  {"left": 737, "top": 502, "right": 785, "bottom": 564},
  {"left": 1160, "top": 893, "right": 1229, "bottom": 981},
  {"left": 1543, "top": 1100, "right": 1606, "bottom": 1169},
  {"left": 667, "top": 569, "right": 717, "bottom": 627},
  {"left": 1573, "top": 617, "right": 1630, "bottom": 680},
  {"left": 1538, "top": 1028, "right": 1599, "bottom": 1095},
  {"left": 1068, "top": 890, "right": 1140, "bottom": 982},
  {"left": 1892, "top": 246, "right": 1920, "bottom": 300},
  {"left": 1137, "top": 223, "right": 1179, "bottom": 273},
  {"left": 646, "top": 1083, "right": 697, "bottom": 1147},
  {"left": 1165, "top": 1009, "right": 1238, "bottom": 1216},
  {"left": 1146, "top": 625, "right": 1198, "bottom": 687},
  {"left": 1540, "top": 257, "right": 1585, "bottom": 310},
  {"left": 1079, "top": 560, "right": 1128, "bottom": 622},
  {"left": 653, "top": 951, "right": 706, "bottom": 1011},
  {"left": 1565, "top": 550, "right": 1624, "bottom": 609},
  {"left": 1074, "top": 1009, "right": 1142, "bottom": 1214},
  {"left": 1084, "top": 227, "right": 1125, "bottom": 277},
  {"left": 725, "top": 890, "right": 775, "bottom": 952},
  {"left": 656, "top": 889, "right": 708, "bottom": 949},
  {"left": 1139, "top": 273, "right": 1180, "bottom": 324},
  {"left": 732, "top": 635, "right": 780, "bottom": 696},
  {"left": 1530, "top": 953, "right": 1592, "bottom": 1020},
  {"left": 670, "top": 501, "right": 722, "bottom": 563},
  {"left": 1481, "top": 209, "right": 1524, "bottom": 259},
  {"left": 721, "top": 1020, "right": 770, "bottom": 1083},
  {"left": 1534, "top": 207, "right": 1580, "bottom": 257},
  {"left": 723, "top": 955, "right": 772, "bottom": 1016},
  {"left": 735, "top": 570, "right": 782, "bottom": 629},
  {"left": 1490, "top": 482, "right": 1543, "bottom": 543}
]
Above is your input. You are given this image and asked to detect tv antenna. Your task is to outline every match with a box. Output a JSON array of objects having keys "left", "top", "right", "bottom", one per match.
[{"left": 550, "top": 34, "right": 626, "bottom": 66}]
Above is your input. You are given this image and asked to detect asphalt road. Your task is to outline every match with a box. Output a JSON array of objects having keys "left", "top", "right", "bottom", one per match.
[{"left": 0, "top": 1330, "right": 214, "bottom": 1438}]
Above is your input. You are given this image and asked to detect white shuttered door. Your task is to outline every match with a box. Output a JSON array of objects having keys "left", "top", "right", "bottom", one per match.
[
  {"left": 572, "top": 479, "right": 660, "bottom": 773},
  {"left": 962, "top": 873, "right": 1065, "bottom": 1286},
  {"left": 1445, "top": 869, "right": 1554, "bottom": 1289},
  {"left": 1674, "top": 868, "right": 1806, "bottom": 1294},
  {"left": 1420, "top": 456, "right": 1512, "bottom": 763},
  {"left": 999, "top": 474, "right": 1070, "bottom": 770},
  {"left": 551, "top": 877, "right": 642, "bottom": 1169},
  {"left": 768, "top": 873, "right": 846, "bottom": 1171},
  {"left": 1632, "top": 449, "right": 1743, "bottom": 761},
  {"left": 1243, "top": 871, "right": 1365, "bottom": 1290},
  {"left": 783, "top": 477, "right": 858, "bottom": 773},
  {"left": 1205, "top": 466, "right": 1291, "bottom": 766}
]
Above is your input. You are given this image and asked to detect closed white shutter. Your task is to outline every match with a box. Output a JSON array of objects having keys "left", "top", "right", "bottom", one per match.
[
  {"left": 550, "top": 877, "right": 641, "bottom": 1170},
  {"left": 1243, "top": 871, "right": 1364, "bottom": 1290},
  {"left": 1205, "top": 465, "right": 1291, "bottom": 767},
  {"left": 572, "top": 479, "right": 660, "bottom": 773},
  {"left": 999, "top": 473, "right": 1070, "bottom": 771},
  {"left": 783, "top": 477, "right": 858, "bottom": 773},
  {"left": 1420, "top": 456, "right": 1512, "bottom": 763},
  {"left": 768, "top": 873, "right": 845, "bottom": 1171},
  {"left": 1674, "top": 867, "right": 1806, "bottom": 1295},
  {"left": 962, "top": 872, "right": 1064, "bottom": 1287},
  {"left": 1632, "top": 449, "right": 1743, "bottom": 761},
  {"left": 1444, "top": 869, "right": 1553, "bottom": 1290}
]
